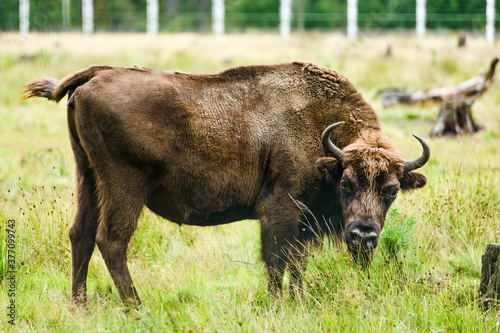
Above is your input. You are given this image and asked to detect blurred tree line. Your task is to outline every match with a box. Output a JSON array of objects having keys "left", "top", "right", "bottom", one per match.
[{"left": 1, "top": 0, "right": 499, "bottom": 32}]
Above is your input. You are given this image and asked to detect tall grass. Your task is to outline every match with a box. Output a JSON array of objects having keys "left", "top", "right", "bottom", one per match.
[{"left": 1, "top": 32, "right": 499, "bottom": 331}]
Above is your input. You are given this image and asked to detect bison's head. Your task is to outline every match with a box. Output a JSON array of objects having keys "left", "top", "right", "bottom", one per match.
[{"left": 317, "top": 122, "right": 430, "bottom": 267}]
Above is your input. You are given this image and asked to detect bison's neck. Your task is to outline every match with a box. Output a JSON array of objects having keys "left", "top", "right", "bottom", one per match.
[{"left": 294, "top": 63, "right": 381, "bottom": 150}]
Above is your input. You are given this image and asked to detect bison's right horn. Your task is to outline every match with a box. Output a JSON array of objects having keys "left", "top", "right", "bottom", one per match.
[
  {"left": 403, "top": 135, "right": 431, "bottom": 172},
  {"left": 321, "top": 122, "right": 346, "bottom": 162}
]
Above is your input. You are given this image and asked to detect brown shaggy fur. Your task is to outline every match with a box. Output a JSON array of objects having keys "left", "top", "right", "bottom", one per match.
[
  {"left": 21, "top": 62, "right": 428, "bottom": 307},
  {"left": 344, "top": 130, "right": 406, "bottom": 184}
]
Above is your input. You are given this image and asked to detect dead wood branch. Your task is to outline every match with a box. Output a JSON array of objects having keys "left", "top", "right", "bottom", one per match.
[{"left": 381, "top": 57, "right": 498, "bottom": 108}]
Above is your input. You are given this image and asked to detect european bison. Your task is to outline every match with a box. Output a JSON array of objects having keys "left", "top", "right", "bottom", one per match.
[{"left": 21, "top": 61, "right": 430, "bottom": 307}]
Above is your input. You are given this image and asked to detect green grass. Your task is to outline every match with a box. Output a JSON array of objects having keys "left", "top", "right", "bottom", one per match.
[{"left": 1, "top": 32, "right": 500, "bottom": 331}]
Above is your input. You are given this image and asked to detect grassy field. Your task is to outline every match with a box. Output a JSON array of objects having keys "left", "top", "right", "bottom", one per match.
[{"left": 1, "top": 32, "right": 500, "bottom": 332}]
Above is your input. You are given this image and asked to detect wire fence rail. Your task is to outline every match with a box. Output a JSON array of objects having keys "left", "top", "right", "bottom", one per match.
[
  {"left": 1, "top": 12, "right": 498, "bottom": 33},
  {"left": 2, "top": 1, "right": 500, "bottom": 42}
]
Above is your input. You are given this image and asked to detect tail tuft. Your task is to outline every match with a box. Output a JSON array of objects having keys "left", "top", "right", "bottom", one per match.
[
  {"left": 20, "top": 78, "right": 60, "bottom": 102},
  {"left": 20, "top": 65, "right": 114, "bottom": 104}
]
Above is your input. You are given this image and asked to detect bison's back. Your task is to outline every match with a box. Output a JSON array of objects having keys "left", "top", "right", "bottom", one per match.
[
  {"left": 72, "top": 66, "right": 295, "bottom": 224},
  {"left": 68, "top": 62, "right": 366, "bottom": 225}
]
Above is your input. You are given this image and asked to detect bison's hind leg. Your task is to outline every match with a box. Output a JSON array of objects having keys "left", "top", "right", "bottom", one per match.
[
  {"left": 93, "top": 165, "right": 149, "bottom": 308},
  {"left": 68, "top": 163, "right": 100, "bottom": 307}
]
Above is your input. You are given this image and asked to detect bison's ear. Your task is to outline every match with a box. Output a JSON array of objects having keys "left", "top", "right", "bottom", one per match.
[
  {"left": 316, "top": 157, "right": 338, "bottom": 173},
  {"left": 399, "top": 171, "right": 427, "bottom": 192},
  {"left": 316, "top": 158, "right": 342, "bottom": 182}
]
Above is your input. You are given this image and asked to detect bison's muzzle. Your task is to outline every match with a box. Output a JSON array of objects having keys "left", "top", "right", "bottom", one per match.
[{"left": 345, "top": 220, "right": 380, "bottom": 268}]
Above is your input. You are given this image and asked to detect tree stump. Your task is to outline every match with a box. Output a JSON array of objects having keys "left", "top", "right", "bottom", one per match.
[
  {"left": 458, "top": 32, "right": 467, "bottom": 48},
  {"left": 381, "top": 57, "right": 498, "bottom": 137},
  {"left": 478, "top": 243, "right": 500, "bottom": 308},
  {"left": 430, "top": 95, "right": 482, "bottom": 137}
]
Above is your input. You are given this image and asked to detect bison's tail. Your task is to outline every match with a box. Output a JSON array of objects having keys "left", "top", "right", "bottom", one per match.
[
  {"left": 20, "top": 77, "right": 60, "bottom": 102},
  {"left": 20, "top": 65, "right": 113, "bottom": 103}
]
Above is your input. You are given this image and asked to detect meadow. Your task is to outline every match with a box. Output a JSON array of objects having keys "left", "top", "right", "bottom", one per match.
[{"left": 1, "top": 32, "right": 500, "bottom": 332}]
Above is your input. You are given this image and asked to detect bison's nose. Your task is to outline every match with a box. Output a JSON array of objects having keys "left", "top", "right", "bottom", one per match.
[{"left": 348, "top": 228, "right": 378, "bottom": 250}]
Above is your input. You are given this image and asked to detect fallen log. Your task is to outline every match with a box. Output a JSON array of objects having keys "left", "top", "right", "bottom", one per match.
[
  {"left": 381, "top": 58, "right": 498, "bottom": 108},
  {"left": 381, "top": 57, "right": 498, "bottom": 137}
]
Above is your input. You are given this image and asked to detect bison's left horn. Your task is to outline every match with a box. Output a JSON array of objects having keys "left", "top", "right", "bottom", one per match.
[
  {"left": 321, "top": 122, "right": 346, "bottom": 162},
  {"left": 403, "top": 135, "right": 431, "bottom": 172}
]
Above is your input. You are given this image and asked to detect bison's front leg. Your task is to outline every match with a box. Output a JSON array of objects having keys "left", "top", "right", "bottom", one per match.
[
  {"left": 288, "top": 242, "right": 309, "bottom": 296},
  {"left": 260, "top": 208, "right": 306, "bottom": 294}
]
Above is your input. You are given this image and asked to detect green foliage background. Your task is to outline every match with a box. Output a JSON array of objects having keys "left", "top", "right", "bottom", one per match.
[{"left": 1, "top": 0, "right": 500, "bottom": 32}]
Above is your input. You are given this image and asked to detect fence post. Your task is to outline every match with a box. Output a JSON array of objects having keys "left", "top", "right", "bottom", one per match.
[
  {"left": 212, "top": 0, "right": 224, "bottom": 36},
  {"left": 19, "top": 0, "right": 29, "bottom": 36},
  {"left": 147, "top": 0, "right": 159, "bottom": 35},
  {"left": 347, "top": 0, "right": 357, "bottom": 40},
  {"left": 280, "top": 0, "right": 292, "bottom": 39},
  {"left": 416, "top": 0, "right": 426, "bottom": 38},
  {"left": 63, "top": 0, "right": 70, "bottom": 27},
  {"left": 486, "top": 0, "right": 495, "bottom": 42},
  {"left": 82, "top": 0, "right": 93, "bottom": 34}
]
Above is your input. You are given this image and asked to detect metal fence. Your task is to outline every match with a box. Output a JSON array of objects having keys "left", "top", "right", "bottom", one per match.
[{"left": 1, "top": 10, "right": 498, "bottom": 34}]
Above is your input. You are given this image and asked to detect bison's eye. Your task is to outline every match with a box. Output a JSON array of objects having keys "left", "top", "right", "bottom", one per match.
[
  {"left": 340, "top": 179, "right": 348, "bottom": 191},
  {"left": 385, "top": 188, "right": 399, "bottom": 202}
]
